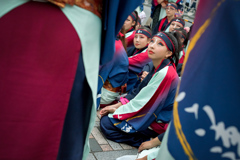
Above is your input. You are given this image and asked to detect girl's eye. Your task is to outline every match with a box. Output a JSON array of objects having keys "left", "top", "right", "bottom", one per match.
[
  {"left": 140, "top": 36, "right": 144, "bottom": 38},
  {"left": 150, "top": 39, "right": 154, "bottom": 43},
  {"left": 158, "top": 42, "right": 164, "bottom": 46}
]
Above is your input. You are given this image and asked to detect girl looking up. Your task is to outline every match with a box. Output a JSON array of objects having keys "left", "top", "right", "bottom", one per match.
[{"left": 100, "top": 31, "right": 181, "bottom": 147}]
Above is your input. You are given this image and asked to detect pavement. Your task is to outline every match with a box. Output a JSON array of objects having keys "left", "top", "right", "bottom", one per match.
[{"left": 86, "top": 110, "right": 138, "bottom": 160}]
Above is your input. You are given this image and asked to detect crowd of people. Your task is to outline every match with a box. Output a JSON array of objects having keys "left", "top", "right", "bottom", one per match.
[
  {"left": 97, "top": 1, "right": 193, "bottom": 160},
  {"left": 0, "top": 0, "right": 195, "bottom": 160}
]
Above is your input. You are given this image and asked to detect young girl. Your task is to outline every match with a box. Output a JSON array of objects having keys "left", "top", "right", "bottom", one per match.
[
  {"left": 174, "top": 27, "right": 187, "bottom": 76},
  {"left": 97, "top": 28, "right": 129, "bottom": 108},
  {"left": 127, "top": 26, "right": 152, "bottom": 91},
  {"left": 141, "top": 18, "right": 185, "bottom": 80},
  {"left": 167, "top": 17, "right": 185, "bottom": 32},
  {"left": 152, "top": 3, "right": 177, "bottom": 35},
  {"left": 124, "top": 11, "right": 139, "bottom": 48},
  {"left": 100, "top": 31, "right": 181, "bottom": 147}
]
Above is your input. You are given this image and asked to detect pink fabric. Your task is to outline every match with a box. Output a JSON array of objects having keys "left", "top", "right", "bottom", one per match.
[
  {"left": 153, "top": 0, "right": 158, "bottom": 6},
  {"left": 119, "top": 97, "right": 130, "bottom": 105}
]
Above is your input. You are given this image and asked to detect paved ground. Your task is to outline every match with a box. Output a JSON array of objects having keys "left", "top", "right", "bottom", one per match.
[{"left": 86, "top": 110, "right": 138, "bottom": 160}]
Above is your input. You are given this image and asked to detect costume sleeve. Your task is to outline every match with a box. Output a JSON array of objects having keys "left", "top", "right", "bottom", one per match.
[
  {"left": 128, "top": 50, "right": 152, "bottom": 74},
  {"left": 113, "top": 67, "right": 170, "bottom": 120},
  {"left": 125, "top": 70, "right": 152, "bottom": 101},
  {"left": 126, "top": 31, "right": 135, "bottom": 47},
  {"left": 142, "top": 62, "right": 154, "bottom": 72},
  {"left": 152, "top": 20, "right": 161, "bottom": 35}
]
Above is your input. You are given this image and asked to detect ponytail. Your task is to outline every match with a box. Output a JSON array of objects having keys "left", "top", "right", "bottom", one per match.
[{"left": 164, "top": 32, "right": 182, "bottom": 67}]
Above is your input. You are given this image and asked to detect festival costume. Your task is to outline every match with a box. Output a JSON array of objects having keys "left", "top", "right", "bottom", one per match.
[
  {"left": 152, "top": 16, "right": 170, "bottom": 35},
  {"left": 125, "top": 27, "right": 136, "bottom": 48},
  {"left": 100, "top": 59, "right": 179, "bottom": 147},
  {"left": 127, "top": 46, "right": 151, "bottom": 91},
  {"left": 98, "top": 39, "right": 129, "bottom": 107}
]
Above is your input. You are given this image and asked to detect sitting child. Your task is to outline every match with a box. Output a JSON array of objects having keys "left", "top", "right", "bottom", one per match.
[
  {"left": 97, "top": 28, "right": 129, "bottom": 108},
  {"left": 100, "top": 31, "right": 181, "bottom": 147},
  {"left": 127, "top": 26, "right": 152, "bottom": 91},
  {"left": 152, "top": 3, "right": 178, "bottom": 35},
  {"left": 124, "top": 11, "right": 139, "bottom": 48},
  {"left": 167, "top": 17, "right": 185, "bottom": 32}
]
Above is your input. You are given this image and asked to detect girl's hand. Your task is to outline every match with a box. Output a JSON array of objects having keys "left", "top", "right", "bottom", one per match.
[
  {"left": 99, "top": 102, "right": 122, "bottom": 117},
  {"left": 138, "top": 141, "right": 155, "bottom": 153},
  {"left": 138, "top": 137, "right": 161, "bottom": 153},
  {"left": 141, "top": 71, "right": 149, "bottom": 82}
]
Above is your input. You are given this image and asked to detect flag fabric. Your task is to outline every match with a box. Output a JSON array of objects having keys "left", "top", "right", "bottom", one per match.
[{"left": 156, "top": 0, "right": 240, "bottom": 159}]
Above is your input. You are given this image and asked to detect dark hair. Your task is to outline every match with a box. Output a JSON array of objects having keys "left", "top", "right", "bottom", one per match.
[
  {"left": 138, "top": 26, "right": 152, "bottom": 38},
  {"left": 132, "top": 11, "right": 139, "bottom": 30},
  {"left": 183, "top": 24, "right": 193, "bottom": 46},
  {"left": 119, "top": 26, "right": 127, "bottom": 52},
  {"left": 170, "top": 17, "right": 185, "bottom": 27},
  {"left": 164, "top": 31, "right": 182, "bottom": 67},
  {"left": 174, "top": 27, "right": 187, "bottom": 46},
  {"left": 144, "top": 25, "right": 151, "bottom": 30}
]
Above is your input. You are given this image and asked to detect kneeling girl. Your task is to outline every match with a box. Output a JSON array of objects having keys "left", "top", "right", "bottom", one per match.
[{"left": 100, "top": 31, "right": 181, "bottom": 147}]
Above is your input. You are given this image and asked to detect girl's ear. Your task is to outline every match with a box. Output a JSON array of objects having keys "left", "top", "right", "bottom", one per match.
[
  {"left": 132, "top": 21, "right": 136, "bottom": 26},
  {"left": 180, "top": 37, "right": 184, "bottom": 43},
  {"left": 165, "top": 51, "right": 173, "bottom": 58},
  {"left": 147, "top": 38, "right": 151, "bottom": 44}
]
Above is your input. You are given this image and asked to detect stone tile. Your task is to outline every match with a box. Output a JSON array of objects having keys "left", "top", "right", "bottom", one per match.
[
  {"left": 91, "top": 127, "right": 108, "bottom": 145},
  {"left": 120, "top": 143, "right": 133, "bottom": 150},
  {"left": 95, "top": 116, "right": 100, "bottom": 122},
  {"left": 94, "top": 121, "right": 100, "bottom": 127},
  {"left": 97, "top": 110, "right": 101, "bottom": 119},
  {"left": 100, "top": 144, "right": 113, "bottom": 151},
  {"left": 107, "top": 139, "right": 123, "bottom": 150},
  {"left": 86, "top": 153, "right": 96, "bottom": 160},
  {"left": 89, "top": 138, "right": 102, "bottom": 152},
  {"left": 89, "top": 133, "right": 94, "bottom": 139},
  {"left": 94, "top": 149, "right": 138, "bottom": 160}
]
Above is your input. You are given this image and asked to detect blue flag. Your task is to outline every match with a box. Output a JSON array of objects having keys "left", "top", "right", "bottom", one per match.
[{"left": 158, "top": 0, "right": 240, "bottom": 160}]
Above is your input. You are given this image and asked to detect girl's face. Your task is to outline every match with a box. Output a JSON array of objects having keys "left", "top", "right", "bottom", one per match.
[
  {"left": 148, "top": 36, "right": 172, "bottom": 60},
  {"left": 166, "top": 6, "right": 177, "bottom": 17},
  {"left": 124, "top": 16, "right": 135, "bottom": 31},
  {"left": 169, "top": 21, "right": 183, "bottom": 32},
  {"left": 134, "top": 33, "right": 150, "bottom": 49}
]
